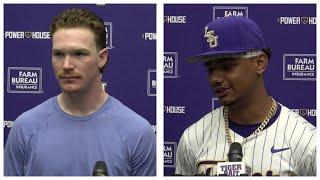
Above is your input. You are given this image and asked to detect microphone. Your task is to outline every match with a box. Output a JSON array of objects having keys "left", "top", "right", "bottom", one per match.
[
  {"left": 228, "top": 142, "right": 243, "bottom": 162},
  {"left": 216, "top": 142, "right": 248, "bottom": 176},
  {"left": 171, "top": 174, "right": 205, "bottom": 176},
  {"left": 171, "top": 174, "right": 184, "bottom": 176},
  {"left": 93, "top": 161, "right": 108, "bottom": 176}
]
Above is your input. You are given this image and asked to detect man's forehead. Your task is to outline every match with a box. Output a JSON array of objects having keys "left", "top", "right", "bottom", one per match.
[
  {"left": 52, "top": 27, "right": 96, "bottom": 43},
  {"left": 204, "top": 58, "right": 239, "bottom": 66},
  {"left": 52, "top": 28, "right": 98, "bottom": 51}
]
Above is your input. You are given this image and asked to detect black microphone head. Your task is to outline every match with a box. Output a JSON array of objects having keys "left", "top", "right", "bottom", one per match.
[
  {"left": 93, "top": 161, "right": 108, "bottom": 176},
  {"left": 171, "top": 174, "right": 184, "bottom": 176},
  {"left": 228, "top": 142, "right": 243, "bottom": 162}
]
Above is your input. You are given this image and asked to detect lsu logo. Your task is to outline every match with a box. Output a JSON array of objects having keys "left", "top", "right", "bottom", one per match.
[
  {"left": 283, "top": 54, "right": 316, "bottom": 81},
  {"left": 204, "top": 27, "right": 218, "bottom": 48},
  {"left": 147, "top": 69, "right": 156, "bottom": 96},
  {"left": 212, "top": 6, "right": 248, "bottom": 19},
  {"left": 164, "top": 52, "right": 179, "bottom": 78},
  {"left": 7, "top": 67, "right": 43, "bottom": 93},
  {"left": 104, "top": 22, "right": 113, "bottom": 49},
  {"left": 164, "top": 142, "right": 177, "bottom": 167}
]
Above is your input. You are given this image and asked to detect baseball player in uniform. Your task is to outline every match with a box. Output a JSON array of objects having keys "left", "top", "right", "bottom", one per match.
[{"left": 175, "top": 16, "right": 316, "bottom": 176}]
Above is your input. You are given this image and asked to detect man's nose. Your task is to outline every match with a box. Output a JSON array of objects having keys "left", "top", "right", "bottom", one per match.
[
  {"left": 209, "top": 70, "right": 224, "bottom": 86},
  {"left": 62, "top": 56, "right": 75, "bottom": 70}
]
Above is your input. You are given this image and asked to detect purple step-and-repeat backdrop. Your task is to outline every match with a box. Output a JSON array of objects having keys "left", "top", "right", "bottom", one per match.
[
  {"left": 164, "top": 4, "right": 316, "bottom": 175},
  {"left": 4, "top": 4, "right": 156, "bottom": 145}
]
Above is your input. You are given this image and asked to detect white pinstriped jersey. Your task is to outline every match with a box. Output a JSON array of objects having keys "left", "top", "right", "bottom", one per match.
[{"left": 175, "top": 104, "right": 316, "bottom": 176}]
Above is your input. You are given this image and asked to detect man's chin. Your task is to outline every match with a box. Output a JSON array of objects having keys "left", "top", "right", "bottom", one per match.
[
  {"left": 217, "top": 96, "right": 234, "bottom": 106},
  {"left": 60, "top": 86, "right": 82, "bottom": 94}
]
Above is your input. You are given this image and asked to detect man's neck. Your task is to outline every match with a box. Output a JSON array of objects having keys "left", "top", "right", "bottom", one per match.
[
  {"left": 58, "top": 86, "right": 108, "bottom": 116},
  {"left": 227, "top": 89, "right": 273, "bottom": 125}
]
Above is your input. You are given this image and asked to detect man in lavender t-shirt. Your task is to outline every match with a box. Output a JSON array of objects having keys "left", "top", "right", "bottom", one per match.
[{"left": 4, "top": 8, "right": 156, "bottom": 176}]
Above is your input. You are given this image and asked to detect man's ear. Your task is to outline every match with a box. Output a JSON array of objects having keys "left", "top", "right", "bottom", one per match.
[
  {"left": 256, "top": 53, "right": 269, "bottom": 75},
  {"left": 98, "top": 48, "right": 108, "bottom": 70}
]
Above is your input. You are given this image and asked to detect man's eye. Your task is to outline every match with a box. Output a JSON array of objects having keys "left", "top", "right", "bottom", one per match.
[
  {"left": 207, "top": 67, "right": 214, "bottom": 74},
  {"left": 53, "top": 52, "right": 64, "bottom": 57},
  {"left": 221, "top": 64, "right": 234, "bottom": 71},
  {"left": 74, "top": 52, "right": 87, "bottom": 57}
]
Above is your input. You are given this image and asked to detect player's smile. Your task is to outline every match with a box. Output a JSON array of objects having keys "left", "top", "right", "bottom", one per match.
[{"left": 214, "top": 86, "right": 231, "bottom": 98}]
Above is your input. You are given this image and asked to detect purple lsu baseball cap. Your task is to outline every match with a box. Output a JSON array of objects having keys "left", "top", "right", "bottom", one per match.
[{"left": 187, "top": 16, "right": 267, "bottom": 63}]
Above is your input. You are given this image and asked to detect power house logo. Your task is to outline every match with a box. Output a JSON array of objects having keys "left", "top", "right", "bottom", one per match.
[
  {"left": 277, "top": 17, "right": 316, "bottom": 25},
  {"left": 5, "top": 31, "right": 50, "bottom": 39}
]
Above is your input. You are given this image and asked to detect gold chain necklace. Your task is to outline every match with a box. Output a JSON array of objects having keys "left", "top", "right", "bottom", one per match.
[{"left": 223, "top": 97, "right": 277, "bottom": 145}]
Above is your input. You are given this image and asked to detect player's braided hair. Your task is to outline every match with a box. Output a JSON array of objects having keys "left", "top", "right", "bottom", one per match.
[{"left": 262, "top": 48, "right": 272, "bottom": 59}]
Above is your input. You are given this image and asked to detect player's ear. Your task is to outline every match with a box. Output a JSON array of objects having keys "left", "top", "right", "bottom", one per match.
[
  {"left": 255, "top": 53, "right": 268, "bottom": 75},
  {"left": 98, "top": 48, "right": 108, "bottom": 70}
]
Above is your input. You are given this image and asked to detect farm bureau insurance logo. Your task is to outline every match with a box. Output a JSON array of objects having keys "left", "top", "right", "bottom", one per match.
[
  {"left": 147, "top": 69, "right": 156, "bottom": 96},
  {"left": 277, "top": 17, "right": 316, "bottom": 25},
  {"left": 164, "top": 142, "right": 177, "bottom": 167},
  {"left": 164, "top": 52, "right": 179, "bottom": 78},
  {"left": 5, "top": 31, "right": 50, "bottom": 39},
  {"left": 213, "top": 6, "right": 248, "bottom": 19},
  {"left": 283, "top": 54, "right": 316, "bottom": 81},
  {"left": 7, "top": 67, "right": 43, "bottom": 93},
  {"left": 104, "top": 22, "right": 113, "bottom": 49}
]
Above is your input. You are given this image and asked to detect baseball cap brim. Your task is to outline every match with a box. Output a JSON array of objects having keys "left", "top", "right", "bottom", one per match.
[{"left": 186, "top": 49, "right": 250, "bottom": 63}]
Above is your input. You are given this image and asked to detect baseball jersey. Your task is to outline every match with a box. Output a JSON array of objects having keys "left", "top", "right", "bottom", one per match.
[
  {"left": 4, "top": 95, "right": 156, "bottom": 176},
  {"left": 175, "top": 103, "right": 316, "bottom": 176}
]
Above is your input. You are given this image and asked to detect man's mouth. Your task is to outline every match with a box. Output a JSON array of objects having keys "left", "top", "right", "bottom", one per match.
[
  {"left": 59, "top": 76, "right": 81, "bottom": 81},
  {"left": 214, "top": 87, "right": 230, "bottom": 98}
]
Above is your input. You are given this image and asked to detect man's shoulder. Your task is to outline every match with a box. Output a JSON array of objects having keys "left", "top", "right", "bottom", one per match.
[
  {"left": 15, "top": 97, "right": 56, "bottom": 126},
  {"left": 279, "top": 104, "right": 315, "bottom": 131},
  {"left": 105, "top": 96, "right": 152, "bottom": 130},
  {"left": 279, "top": 104, "right": 316, "bottom": 159},
  {"left": 183, "top": 107, "right": 222, "bottom": 135},
  {"left": 104, "top": 96, "right": 155, "bottom": 146}
]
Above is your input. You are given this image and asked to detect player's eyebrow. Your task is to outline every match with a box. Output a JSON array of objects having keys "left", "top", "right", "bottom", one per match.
[{"left": 52, "top": 48, "right": 61, "bottom": 52}]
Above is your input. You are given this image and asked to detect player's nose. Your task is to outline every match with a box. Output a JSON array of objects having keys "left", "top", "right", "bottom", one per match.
[
  {"left": 209, "top": 71, "right": 224, "bottom": 86},
  {"left": 62, "top": 56, "right": 75, "bottom": 70}
]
